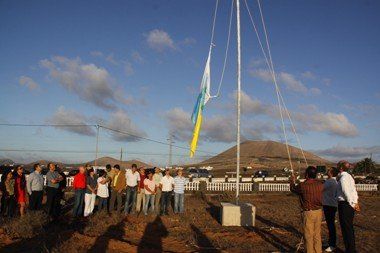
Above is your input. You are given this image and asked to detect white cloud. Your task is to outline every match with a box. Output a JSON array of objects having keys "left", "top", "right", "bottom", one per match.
[
  {"left": 179, "top": 37, "right": 196, "bottom": 46},
  {"left": 105, "top": 110, "right": 147, "bottom": 142},
  {"left": 124, "top": 61, "right": 134, "bottom": 76},
  {"left": 145, "top": 29, "right": 176, "bottom": 52},
  {"left": 40, "top": 56, "right": 133, "bottom": 110},
  {"left": 105, "top": 53, "right": 118, "bottom": 65},
  {"left": 47, "top": 106, "right": 96, "bottom": 136},
  {"left": 314, "top": 145, "right": 380, "bottom": 161},
  {"left": 19, "top": 76, "right": 39, "bottom": 91},
  {"left": 250, "top": 68, "right": 322, "bottom": 95},
  {"left": 301, "top": 71, "right": 316, "bottom": 80}
]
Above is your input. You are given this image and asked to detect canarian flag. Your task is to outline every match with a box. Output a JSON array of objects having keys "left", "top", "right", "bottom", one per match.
[{"left": 190, "top": 53, "right": 211, "bottom": 157}]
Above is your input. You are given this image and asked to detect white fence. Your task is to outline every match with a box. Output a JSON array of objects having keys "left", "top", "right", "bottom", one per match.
[
  {"left": 185, "top": 182, "right": 199, "bottom": 191},
  {"left": 259, "top": 183, "right": 291, "bottom": 192},
  {"left": 206, "top": 182, "right": 253, "bottom": 192},
  {"left": 356, "top": 184, "right": 378, "bottom": 191}
]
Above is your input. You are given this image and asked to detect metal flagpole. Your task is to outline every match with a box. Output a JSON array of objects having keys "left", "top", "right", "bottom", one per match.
[
  {"left": 236, "top": 0, "right": 241, "bottom": 204},
  {"left": 95, "top": 124, "right": 99, "bottom": 166}
]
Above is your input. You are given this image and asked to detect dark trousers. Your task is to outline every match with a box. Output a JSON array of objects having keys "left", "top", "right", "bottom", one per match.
[
  {"left": 1, "top": 195, "right": 16, "bottom": 217},
  {"left": 323, "top": 205, "right": 337, "bottom": 247},
  {"left": 98, "top": 197, "right": 108, "bottom": 211},
  {"left": 124, "top": 186, "right": 137, "bottom": 213},
  {"left": 72, "top": 189, "right": 85, "bottom": 217},
  {"left": 338, "top": 201, "right": 356, "bottom": 253},
  {"left": 46, "top": 187, "right": 59, "bottom": 217},
  {"left": 29, "top": 190, "right": 43, "bottom": 210},
  {"left": 160, "top": 191, "right": 172, "bottom": 215},
  {"left": 109, "top": 189, "right": 122, "bottom": 212}
]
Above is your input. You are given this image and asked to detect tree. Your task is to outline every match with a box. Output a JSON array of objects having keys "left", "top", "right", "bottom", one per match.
[{"left": 354, "top": 157, "right": 376, "bottom": 174}]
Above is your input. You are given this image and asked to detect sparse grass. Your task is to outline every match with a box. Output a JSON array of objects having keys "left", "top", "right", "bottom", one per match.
[
  {"left": 83, "top": 211, "right": 123, "bottom": 237},
  {"left": 2, "top": 211, "right": 49, "bottom": 239}
]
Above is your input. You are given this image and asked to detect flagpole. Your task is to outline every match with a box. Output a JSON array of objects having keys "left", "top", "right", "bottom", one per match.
[{"left": 236, "top": 0, "right": 241, "bottom": 205}]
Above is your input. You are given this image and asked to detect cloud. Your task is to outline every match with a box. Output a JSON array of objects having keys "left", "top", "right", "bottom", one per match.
[
  {"left": 40, "top": 56, "right": 133, "bottom": 110},
  {"left": 301, "top": 71, "right": 316, "bottom": 80},
  {"left": 145, "top": 29, "right": 176, "bottom": 52},
  {"left": 314, "top": 145, "right": 380, "bottom": 161},
  {"left": 239, "top": 90, "right": 275, "bottom": 115},
  {"left": 131, "top": 51, "right": 144, "bottom": 63},
  {"left": 179, "top": 37, "right": 196, "bottom": 46},
  {"left": 90, "top": 51, "right": 103, "bottom": 57},
  {"left": 250, "top": 68, "right": 322, "bottom": 95},
  {"left": 19, "top": 76, "right": 39, "bottom": 91},
  {"left": 47, "top": 106, "right": 96, "bottom": 136},
  {"left": 105, "top": 53, "right": 118, "bottom": 65},
  {"left": 105, "top": 110, "right": 147, "bottom": 142},
  {"left": 124, "top": 61, "right": 134, "bottom": 76}
]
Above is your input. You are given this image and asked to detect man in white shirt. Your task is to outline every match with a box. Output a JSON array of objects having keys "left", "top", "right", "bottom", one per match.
[
  {"left": 336, "top": 161, "right": 359, "bottom": 253},
  {"left": 124, "top": 164, "right": 140, "bottom": 214},
  {"left": 159, "top": 169, "right": 174, "bottom": 216},
  {"left": 322, "top": 167, "right": 339, "bottom": 252},
  {"left": 173, "top": 169, "right": 188, "bottom": 214}
]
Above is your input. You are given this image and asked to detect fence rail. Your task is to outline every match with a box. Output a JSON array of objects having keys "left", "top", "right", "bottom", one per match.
[
  {"left": 206, "top": 182, "right": 253, "bottom": 192},
  {"left": 259, "top": 183, "right": 290, "bottom": 192}
]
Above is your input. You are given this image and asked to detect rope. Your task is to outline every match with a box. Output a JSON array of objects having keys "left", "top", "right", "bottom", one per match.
[
  {"left": 211, "top": 0, "right": 234, "bottom": 98},
  {"left": 244, "top": 0, "right": 309, "bottom": 168}
]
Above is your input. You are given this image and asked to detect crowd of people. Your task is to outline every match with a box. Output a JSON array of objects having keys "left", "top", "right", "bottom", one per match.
[
  {"left": 290, "top": 160, "right": 359, "bottom": 253},
  {"left": 0, "top": 163, "right": 188, "bottom": 219}
]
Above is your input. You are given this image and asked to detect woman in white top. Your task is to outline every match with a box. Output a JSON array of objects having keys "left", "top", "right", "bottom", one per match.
[
  {"left": 143, "top": 171, "right": 157, "bottom": 215},
  {"left": 97, "top": 170, "right": 109, "bottom": 211}
]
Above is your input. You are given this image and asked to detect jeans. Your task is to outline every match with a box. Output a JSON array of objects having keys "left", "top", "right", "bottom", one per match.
[
  {"left": 29, "top": 190, "right": 43, "bottom": 210},
  {"left": 160, "top": 191, "right": 172, "bottom": 215},
  {"left": 143, "top": 194, "right": 155, "bottom": 215},
  {"left": 72, "top": 189, "right": 85, "bottom": 217},
  {"left": 323, "top": 205, "right": 337, "bottom": 248},
  {"left": 98, "top": 197, "right": 108, "bottom": 211},
  {"left": 84, "top": 193, "right": 96, "bottom": 217},
  {"left": 46, "top": 187, "right": 59, "bottom": 217},
  {"left": 174, "top": 193, "right": 185, "bottom": 213},
  {"left": 124, "top": 186, "right": 137, "bottom": 214},
  {"left": 338, "top": 201, "right": 356, "bottom": 253}
]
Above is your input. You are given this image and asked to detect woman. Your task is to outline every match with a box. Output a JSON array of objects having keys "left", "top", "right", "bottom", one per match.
[
  {"left": 84, "top": 168, "right": 97, "bottom": 217},
  {"left": 96, "top": 170, "right": 109, "bottom": 211},
  {"left": 0, "top": 170, "right": 16, "bottom": 217},
  {"left": 14, "top": 166, "right": 27, "bottom": 216}
]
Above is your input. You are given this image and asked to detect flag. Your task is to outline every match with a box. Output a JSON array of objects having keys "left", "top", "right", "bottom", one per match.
[{"left": 190, "top": 53, "right": 211, "bottom": 157}]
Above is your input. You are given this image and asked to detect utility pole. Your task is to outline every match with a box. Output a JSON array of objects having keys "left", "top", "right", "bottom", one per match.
[
  {"left": 167, "top": 135, "right": 174, "bottom": 168},
  {"left": 95, "top": 124, "right": 100, "bottom": 166},
  {"left": 120, "top": 147, "right": 123, "bottom": 162}
]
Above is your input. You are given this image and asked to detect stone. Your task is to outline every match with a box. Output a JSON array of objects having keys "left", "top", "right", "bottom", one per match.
[{"left": 220, "top": 202, "right": 256, "bottom": 226}]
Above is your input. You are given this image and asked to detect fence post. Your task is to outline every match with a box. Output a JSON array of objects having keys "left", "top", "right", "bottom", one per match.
[
  {"left": 239, "top": 175, "right": 242, "bottom": 183},
  {"left": 274, "top": 175, "right": 277, "bottom": 182},
  {"left": 189, "top": 174, "right": 193, "bottom": 182},
  {"left": 225, "top": 175, "right": 229, "bottom": 183},
  {"left": 208, "top": 175, "right": 212, "bottom": 183}
]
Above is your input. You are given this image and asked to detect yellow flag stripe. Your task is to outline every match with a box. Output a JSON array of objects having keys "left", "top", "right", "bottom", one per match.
[{"left": 189, "top": 110, "right": 203, "bottom": 157}]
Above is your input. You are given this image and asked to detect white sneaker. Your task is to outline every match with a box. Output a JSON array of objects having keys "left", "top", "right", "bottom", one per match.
[{"left": 325, "top": 246, "right": 336, "bottom": 252}]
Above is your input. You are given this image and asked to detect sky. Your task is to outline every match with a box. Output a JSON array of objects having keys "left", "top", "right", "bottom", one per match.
[{"left": 0, "top": 0, "right": 379, "bottom": 166}]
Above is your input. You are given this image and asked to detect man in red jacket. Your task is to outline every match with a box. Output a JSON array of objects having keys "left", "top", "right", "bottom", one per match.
[{"left": 72, "top": 166, "right": 86, "bottom": 217}]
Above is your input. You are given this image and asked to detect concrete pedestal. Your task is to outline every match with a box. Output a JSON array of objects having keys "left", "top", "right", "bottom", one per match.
[{"left": 220, "top": 202, "right": 256, "bottom": 227}]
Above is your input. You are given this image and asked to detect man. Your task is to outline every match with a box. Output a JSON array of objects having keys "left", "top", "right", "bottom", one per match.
[
  {"left": 159, "top": 169, "right": 174, "bottom": 216},
  {"left": 337, "top": 161, "right": 359, "bottom": 253},
  {"left": 27, "top": 163, "right": 44, "bottom": 210},
  {"left": 290, "top": 166, "right": 323, "bottom": 253},
  {"left": 105, "top": 164, "right": 114, "bottom": 210},
  {"left": 143, "top": 171, "right": 157, "bottom": 216},
  {"left": 45, "top": 163, "right": 63, "bottom": 218},
  {"left": 153, "top": 167, "right": 163, "bottom": 213},
  {"left": 109, "top": 164, "right": 126, "bottom": 212},
  {"left": 72, "top": 166, "right": 86, "bottom": 217},
  {"left": 136, "top": 168, "right": 146, "bottom": 213},
  {"left": 56, "top": 166, "right": 67, "bottom": 216},
  {"left": 323, "top": 167, "right": 339, "bottom": 252},
  {"left": 173, "top": 169, "right": 187, "bottom": 214},
  {"left": 124, "top": 164, "right": 140, "bottom": 214}
]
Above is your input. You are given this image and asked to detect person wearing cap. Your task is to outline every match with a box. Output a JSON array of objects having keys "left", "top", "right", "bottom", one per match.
[
  {"left": 336, "top": 161, "right": 359, "bottom": 253},
  {"left": 153, "top": 167, "right": 163, "bottom": 213},
  {"left": 173, "top": 169, "right": 188, "bottom": 214},
  {"left": 290, "top": 166, "right": 323, "bottom": 253},
  {"left": 143, "top": 171, "right": 157, "bottom": 215},
  {"left": 159, "top": 169, "right": 174, "bottom": 216},
  {"left": 109, "top": 164, "right": 126, "bottom": 212}
]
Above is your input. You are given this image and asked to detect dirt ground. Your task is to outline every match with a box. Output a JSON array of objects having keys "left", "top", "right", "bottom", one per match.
[{"left": 0, "top": 193, "right": 379, "bottom": 252}]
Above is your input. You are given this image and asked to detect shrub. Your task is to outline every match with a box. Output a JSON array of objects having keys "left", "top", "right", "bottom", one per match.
[{"left": 3, "top": 211, "right": 49, "bottom": 239}]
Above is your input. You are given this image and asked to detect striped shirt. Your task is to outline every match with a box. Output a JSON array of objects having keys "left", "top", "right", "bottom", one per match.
[
  {"left": 291, "top": 179, "right": 323, "bottom": 211},
  {"left": 173, "top": 176, "right": 188, "bottom": 194}
]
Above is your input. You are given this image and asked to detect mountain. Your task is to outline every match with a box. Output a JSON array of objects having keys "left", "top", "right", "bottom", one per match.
[
  {"left": 0, "top": 159, "right": 15, "bottom": 166},
  {"left": 197, "top": 140, "right": 331, "bottom": 171}
]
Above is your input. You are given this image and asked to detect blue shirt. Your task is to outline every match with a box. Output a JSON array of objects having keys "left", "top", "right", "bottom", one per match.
[{"left": 173, "top": 176, "right": 187, "bottom": 194}]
